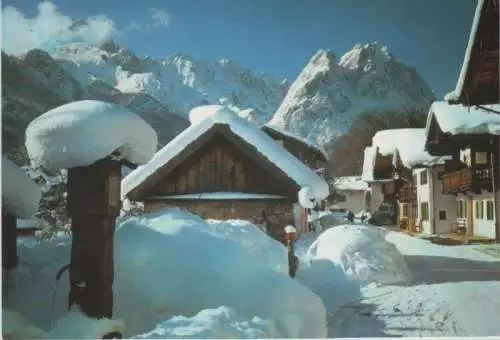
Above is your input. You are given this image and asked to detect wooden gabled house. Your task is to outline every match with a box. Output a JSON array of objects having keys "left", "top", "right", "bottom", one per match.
[
  {"left": 444, "top": 0, "right": 499, "bottom": 106},
  {"left": 121, "top": 106, "right": 329, "bottom": 242},
  {"left": 425, "top": 0, "right": 500, "bottom": 240}
]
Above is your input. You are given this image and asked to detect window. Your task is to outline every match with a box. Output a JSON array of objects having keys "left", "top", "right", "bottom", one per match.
[
  {"left": 486, "top": 200, "right": 494, "bottom": 220},
  {"left": 439, "top": 210, "right": 447, "bottom": 220},
  {"left": 420, "top": 171, "right": 428, "bottom": 185},
  {"left": 413, "top": 174, "right": 418, "bottom": 186},
  {"left": 402, "top": 204, "right": 409, "bottom": 217},
  {"left": 475, "top": 200, "right": 484, "bottom": 219},
  {"left": 420, "top": 202, "right": 429, "bottom": 221},
  {"left": 437, "top": 171, "right": 444, "bottom": 180},
  {"left": 475, "top": 152, "right": 488, "bottom": 165},
  {"left": 457, "top": 199, "right": 468, "bottom": 219}
]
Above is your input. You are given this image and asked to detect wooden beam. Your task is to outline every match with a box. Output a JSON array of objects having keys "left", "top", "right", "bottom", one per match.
[{"left": 2, "top": 212, "right": 18, "bottom": 270}]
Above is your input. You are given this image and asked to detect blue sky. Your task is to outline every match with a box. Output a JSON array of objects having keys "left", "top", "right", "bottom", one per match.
[{"left": 2, "top": 0, "right": 477, "bottom": 98}]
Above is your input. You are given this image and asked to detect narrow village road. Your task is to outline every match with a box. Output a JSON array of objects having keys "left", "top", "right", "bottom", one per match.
[{"left": 386, "top": 232, "right": 500, "bottom": 337}]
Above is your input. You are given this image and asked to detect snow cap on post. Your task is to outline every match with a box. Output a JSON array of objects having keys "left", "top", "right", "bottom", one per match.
[
  {"left": 25, "top": 100, "right": 158, "bottom": 171},
  {"left": 284, "top": 225, "right": 297, "bottom": 241},
  {"left": 1, "top": 156, "right": 42, "bottom": 218}
]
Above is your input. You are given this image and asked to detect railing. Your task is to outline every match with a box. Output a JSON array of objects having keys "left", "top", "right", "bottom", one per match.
[{"left": 442, "top": 168, "right": 472, "bottom": 194}]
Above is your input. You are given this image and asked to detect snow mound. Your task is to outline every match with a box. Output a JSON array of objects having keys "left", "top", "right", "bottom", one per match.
[
  {"left": 206, "top": 219, "right": 288, "bottom": 274},
  {"left": 306, "top": 224, "right": 411, "bottom": 286},
  {"left": 2, "top": 156, "right": 42, "bottom": 218},
  {"left": 4, "top": 210, "right": 327, "bottom": 338},
  {"left": 133, "top": 306, "right": 278, "bottom": 339},
  {"left": 49, "top": 307, "right": 125, "bottom": 339},
  {"left": 114, "top": 209, "right": 327, "bottom": 337},
  {"left": 298, "top": 186, "right": 316, "bottom": 208},
  {"left": 25, "top": 100, "right": 158, "bottom": 170}
]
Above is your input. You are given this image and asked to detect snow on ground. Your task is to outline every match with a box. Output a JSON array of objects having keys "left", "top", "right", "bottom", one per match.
[
  {"left": 2, "top": 156, "right": 42, "bottom": 218},
  {"left": 25, "top": 100, "right": 158, "bottom": 170},
  {"left": 132, "top": 306, "right": 277, "bottom": 339},
  {"left": 206, "top": 219, "right": 288, "bottom": 275},
  {"left": 4, "top": 209, "right": 327, "bottom": 338}
]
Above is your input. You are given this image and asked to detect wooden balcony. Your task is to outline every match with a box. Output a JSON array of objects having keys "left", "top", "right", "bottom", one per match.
[
  {"left": 442, "top": 166, "right": 493, "bottom": 194},
  {"left": 397, "top": 185, "right": 417, "bottom": 202},
  {"left": 442, "top": 168, "right": 472, "bottom": 194}
]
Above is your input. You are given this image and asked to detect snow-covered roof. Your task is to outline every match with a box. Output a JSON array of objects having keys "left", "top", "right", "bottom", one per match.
[
  {"left": 25, "top": 100, "right": 158, "bottom": 171},
  {"left": 444, "top": 0, "right": 486, "bottom": 103},
  {"left": 122, "top": 105, "right": 329, "bottom": 202},
  {"left": 2, "top": 156, "right": 42, "bottom": 218},
  {"left": 426, "top": 101, "right": 500, "bottom": 136},
  {"left": 372, "top": 128, "right": 449, "bottom": 168},
  {"left": 334, "top": 176, "right": 369, "bottom": 191},
  {"left": 261, "top": 123, "right": 329, "bottom": 161}
]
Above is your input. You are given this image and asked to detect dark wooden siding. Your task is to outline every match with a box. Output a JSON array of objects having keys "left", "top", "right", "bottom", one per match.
[{"left": 145, "top": 134, "right": 298, "bottom": 198}]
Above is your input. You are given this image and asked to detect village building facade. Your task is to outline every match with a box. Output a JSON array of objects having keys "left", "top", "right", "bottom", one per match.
[
  {"left": 121, "top": 106, "right": 329, "bottom": 242},
  {"left": 425, "top": 0, "right": 499, "bottom": 240},
  {"left": 331, "top": 176, "right": 370, "bottom": 213}
]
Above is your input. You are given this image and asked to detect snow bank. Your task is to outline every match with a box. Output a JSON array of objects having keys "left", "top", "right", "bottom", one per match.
[
  {"left": 114, "top": 209, "right": 327, "bottom": 337},
  {"left": 122, "top": 105, "right": 329, "bottom": 203},
  {"left": 25, "top": 100, "right": 158, "bottom": 170},
  {"left": 372, "top": 128, "right": 447, "bottom": 168},
  {"left": 427, "top": 101, "right": 500, "bottom": 136},
  {"left": 334, "top": 176, "right": 368, "bottom": 191},
  {"left": 133, "top": 306, "right": 278, "bottom": 339},
  {"left": 2, "top": 156, "right": 42, "bottom": 218},
  {"left": 306, "top": 224, "right": 410, "bottom": 286},
  {"left": 206, "top": 219, "right": 288, "bottom": 274},
  {"left": 2, "top": 309, "right": 48, "bottom": 339}
]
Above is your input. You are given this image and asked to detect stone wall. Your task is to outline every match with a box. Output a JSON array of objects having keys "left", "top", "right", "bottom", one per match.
[{"left": 145, "top": 199, "right": 296, "bottom": 242}]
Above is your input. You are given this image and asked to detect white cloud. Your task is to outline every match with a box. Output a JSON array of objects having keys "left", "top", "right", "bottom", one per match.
[
  {"left": 150, "top": 8, "right": 171, "bottom": 28},
  {"left": 125, "top": 8, "right": 171, "bottom": 32},
  {"left": 1, "top": 1, "right": 118, "bottom": 56}
]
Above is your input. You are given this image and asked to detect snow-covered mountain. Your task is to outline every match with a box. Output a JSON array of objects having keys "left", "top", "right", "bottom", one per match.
[
  {"left": 2, "top": 40, "right": 288, "bottom": 160},
  {"left": 268, "top": 43, "right": 436, "bottom": 150},
  {"left": 51, "top": 42, "right": 288, "bottom": 122}
]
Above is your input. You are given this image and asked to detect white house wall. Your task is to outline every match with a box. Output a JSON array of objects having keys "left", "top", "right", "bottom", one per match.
[
  {"left": 430, "top": 165, "right": 457, "bottom": 234},
  {"left": 413, "top": 165, "right": 457, "bottom": 235},
  {"left": 368, "top": 183, "right": 386, "bottom": 212},
  {"left": 335, "top": 190, "right": 367, "bottom": 213},
  {"left": 414, "top": 168, "right": 432, "bottom": 234},
  {"left": 470, "top": 190, "right": 497, "bottom": 239}
]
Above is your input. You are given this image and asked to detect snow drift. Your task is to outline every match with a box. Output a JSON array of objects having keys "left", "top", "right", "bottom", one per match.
[
  {"left": 3, "top": 209, "right": 327, "bottom": 338},
  {"left": 305, "top": 224, "right": 410, "bottom": 286}
]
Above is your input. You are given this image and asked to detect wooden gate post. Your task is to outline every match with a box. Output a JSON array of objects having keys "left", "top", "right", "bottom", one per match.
[
  {"left": 284, "top": 225, "right": 297, "bottom": 278},
  {"left": 2, "top": 212, "right": 18, "bottom": 270},
  {"left": 66, "top": 157, "right": 121, "bottom": 326}
]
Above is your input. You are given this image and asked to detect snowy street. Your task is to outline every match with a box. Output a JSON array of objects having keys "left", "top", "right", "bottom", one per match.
[{"left": 325, "top": 230, "right": 500, "bottom": 338}]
